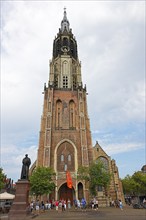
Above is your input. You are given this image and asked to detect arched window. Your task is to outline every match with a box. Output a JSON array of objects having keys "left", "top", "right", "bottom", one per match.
[
  {"left": 54, "top": 74, "right": 58, "bottom": 88},
  {"left": 56, "top": 100, "right": 62, "bottom": 128},
  {"left": 96, "top": 156, "right": 109, "bottom": 170},
  {"left": 69, "top": 100, "right": 75, "bottom": 128},
  {"left": 63, "top": 61, "right": 68, "bottom": 75},
  {"left": 68, "top": 154, "right": 71, "bottom": 161},
  {"left": 61, "top": 154, "right": 64, "bottom": 162},
  {"left": 63, "top": 37, "right": 68, "bottom": 46},
  {"left": 64, "top": 164, "right": 67, "bottom": 171},
  {"left": 73, "top": 75, "right": 77, "bottom": 89},
  {"left": 57, "top": 141, "right": 75, "bottom": 172}
]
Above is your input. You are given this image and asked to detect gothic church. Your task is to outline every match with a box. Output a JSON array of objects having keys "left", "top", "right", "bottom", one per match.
[{"left": 30, "top": 9, "right": 124, "bottom": 206}]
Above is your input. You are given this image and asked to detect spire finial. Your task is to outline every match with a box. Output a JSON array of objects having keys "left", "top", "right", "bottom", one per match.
[
  {"left": 61, "top": 7, "right": 70, "bottom": 32},
  {"left": 63, "top": 7, "right": 67, "bottom": 20}
]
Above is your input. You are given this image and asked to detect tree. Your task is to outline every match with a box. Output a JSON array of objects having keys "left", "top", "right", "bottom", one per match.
[
  {"left": 77, "top": 166, "right": 90, "bottom": 182},
  {"left": 77, "top": 161, "right": 111, "bottom": 196},
  {"left": 132, "top": 171, "right": 146, "bottom": 195},
  {"left": 122, "top": 175, "right": 137, "bottom": 195},
  {"left": 29, "top": 167, "right": 56, "bottom": 198},
  {"left": 0, "top": 168, "right": 5, "bottom": 191},
  {"left": 122, "top": 172, "right": 146, "bottom": 196}
]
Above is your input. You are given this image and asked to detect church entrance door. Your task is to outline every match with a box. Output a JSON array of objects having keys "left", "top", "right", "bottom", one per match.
[{"left": 58, "top": 183, "right": 74, "bottom": 205}]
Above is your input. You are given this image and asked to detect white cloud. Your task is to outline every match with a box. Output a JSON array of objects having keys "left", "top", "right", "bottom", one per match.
[
  {"left": 1, "top": 1, "right": 145, "bottom": 180},
  {"left": 1, "top": 144, "right": 37, "bottom": 182},
  {"left": 103, "top": 142, "right": 144, "bottom": 155}
]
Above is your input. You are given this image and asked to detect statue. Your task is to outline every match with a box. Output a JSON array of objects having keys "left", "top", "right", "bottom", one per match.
[{"left": 20, "top": 154, "right": 31, "bottom": 180}]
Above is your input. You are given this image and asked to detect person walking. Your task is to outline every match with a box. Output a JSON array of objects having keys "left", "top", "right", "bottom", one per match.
[{"left": 119, "top": 200, "right": 123, "bottom": 210}]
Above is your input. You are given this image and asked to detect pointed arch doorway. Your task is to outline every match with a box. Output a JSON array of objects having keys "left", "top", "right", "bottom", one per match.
[{"left": 58, "top": 183, "right": 75, "bottom": 205}]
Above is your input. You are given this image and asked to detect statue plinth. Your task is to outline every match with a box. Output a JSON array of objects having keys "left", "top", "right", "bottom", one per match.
[{"left": 9, "top": 179, "right": 30, "bottom": 220}]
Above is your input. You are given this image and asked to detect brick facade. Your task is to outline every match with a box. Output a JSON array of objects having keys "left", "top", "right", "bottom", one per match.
[{"left": 30, "top": 9, "right": 124, "bottom": 206}]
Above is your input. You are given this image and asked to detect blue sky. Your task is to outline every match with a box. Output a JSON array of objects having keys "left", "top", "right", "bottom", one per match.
[{"left": 1, "top": 1, "right": 145, "bottom": 182}]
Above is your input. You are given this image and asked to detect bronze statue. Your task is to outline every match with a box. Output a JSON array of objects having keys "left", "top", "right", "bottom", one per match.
[{"left": 20, "top": 154, "right": 31, "bottom": 180}]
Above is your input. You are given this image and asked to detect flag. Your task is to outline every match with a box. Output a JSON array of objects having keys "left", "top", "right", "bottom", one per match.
[{"left": 66, "top": 171, "right": 72, "bottom": 189}]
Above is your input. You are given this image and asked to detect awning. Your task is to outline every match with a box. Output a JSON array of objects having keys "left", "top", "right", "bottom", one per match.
[{"left": 0, "top": 192, "right": 15, "bottom": 200}]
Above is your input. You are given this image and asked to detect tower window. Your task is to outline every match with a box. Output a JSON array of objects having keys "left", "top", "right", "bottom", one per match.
[
  {"left": 73, "top": 75, "right": 77, "bottom": 89},
  {"left": 63, "top": 37, "right": 68, "bottom": 46},
  {"left": 56, "top": 100, "right": 62, "bottom": 128},
  {"left": 63, "top": 76, "right": 68, "bottom": 88},
  {"left": 54, "top": 74, "right": 58, "bottom": 88}
]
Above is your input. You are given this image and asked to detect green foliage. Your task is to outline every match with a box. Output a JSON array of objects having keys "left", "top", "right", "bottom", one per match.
[
  {"left": 122, "top": 171, "right": 146, "bottom": 196},
  {"left": 0, "top": 168, "right": 5, "bottom": 191},
  {"left": 77, "top": 166, "right": 90, "bottom": 182},
  {"left": 89, "top": 162, "right": 111, "bottom": 195},
  {"left": 30, "top": 167, "right": 56, "bottom": 198},
  {"left": 77, "top": 161, "right": 111, "bottom": 196}
]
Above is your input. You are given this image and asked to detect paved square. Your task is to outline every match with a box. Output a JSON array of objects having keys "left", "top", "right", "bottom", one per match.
[
  {"left": 1, "top": 206, "right": 146, "bottom": 220},
  {"left": 29, "top": 206, "right": 146, "bottom": 220}
]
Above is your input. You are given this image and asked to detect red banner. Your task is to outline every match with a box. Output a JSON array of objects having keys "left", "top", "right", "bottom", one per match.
[{"left": 66, "top": 171, "right": 72, "bottom": 189}]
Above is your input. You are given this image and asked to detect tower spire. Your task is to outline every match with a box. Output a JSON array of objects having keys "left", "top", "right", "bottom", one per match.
[
  {"left": 63, "top": 7, "right": 67, "bottom": 20},
  {"left": 61, "top": 7, "right": 70, "bottom": 32}
]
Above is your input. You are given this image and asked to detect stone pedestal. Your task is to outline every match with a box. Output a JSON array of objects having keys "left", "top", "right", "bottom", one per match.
[{"left": 9, "top": 180, "right": 30, "bottom": 220}]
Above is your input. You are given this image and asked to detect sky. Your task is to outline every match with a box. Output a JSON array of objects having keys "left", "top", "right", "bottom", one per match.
[{"left": 1, "top": 0, "right": 145, "bottom": 182}]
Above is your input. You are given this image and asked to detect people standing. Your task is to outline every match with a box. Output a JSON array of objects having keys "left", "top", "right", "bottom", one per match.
[
  {"left": 35, "top": 200, "right": 40, "bottom": 215},
  {"left": 55, "top": 200, "right": 59, "bottom": 211},
  {"left": 67, "top": 199, "right": 71, "bottom": 209},
  {"left": 91, "top": 199, "right": 94, "bottom": 209},
  {"left": 62, "top": 199, "right": 65, "bottom": 211},
  {"left": 81, "top": 198, "right": 86, "bottom": 211},
  {"left": 95, "top": 198, "right": 98, "bottom": 210},
  {"left": 119, "top": 200, "right": 123, "bottom": 210},
  {"left": 30, "top": 201, "right": 34, "bottom": 213}
]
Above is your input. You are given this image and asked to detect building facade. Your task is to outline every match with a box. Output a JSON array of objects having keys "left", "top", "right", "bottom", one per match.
[{"left": 30, "top": 9, "right": 124, "bottom": 206}]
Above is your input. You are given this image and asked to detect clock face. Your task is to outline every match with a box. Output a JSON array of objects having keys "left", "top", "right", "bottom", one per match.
[{"left": 61, "top": 46, "right": 70, "bottom": 52}]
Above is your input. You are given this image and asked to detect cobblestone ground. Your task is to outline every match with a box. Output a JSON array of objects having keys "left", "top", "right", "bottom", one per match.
[
  {"left": 1, "top": 206, "right": 146, "bottom": 220},
  {"left": 32, "top": 207, "right": 145, "bottom": 220}
]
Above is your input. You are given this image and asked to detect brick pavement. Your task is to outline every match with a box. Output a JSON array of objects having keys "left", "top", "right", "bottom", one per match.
[
  {"left": 1, "top": 206, "right": 146, "bottom": 220},
  {"left": 29, "top": 206, "right": 146, "bottom": 220}
]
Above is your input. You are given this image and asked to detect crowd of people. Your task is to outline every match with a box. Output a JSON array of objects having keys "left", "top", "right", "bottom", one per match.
[
  {"left": 29, "top": 197, "right": 126, "bottom": 214},
  {"left": 29, "top": 199, "right": 73, "bottom": 214},
  {"left": 29, "top": 197, "right": 90, "bottom": 214},
  {"left": 110, "top": 199, "right": 123, "bottom": 210}
]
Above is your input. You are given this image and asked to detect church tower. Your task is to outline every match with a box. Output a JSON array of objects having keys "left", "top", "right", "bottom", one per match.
[
  {"left": 31, "top": 8, "right": 124, "bottom": 205},
  {"left": 35, "top": 8, "right": 93, "bottom": 202}
]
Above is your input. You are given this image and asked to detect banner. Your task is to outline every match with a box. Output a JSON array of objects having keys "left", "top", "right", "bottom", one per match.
[{"left": 66, "top": 171, "right": 72, "bottom": 189}]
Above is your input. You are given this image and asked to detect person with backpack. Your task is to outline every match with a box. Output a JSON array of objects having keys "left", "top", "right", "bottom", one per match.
[{"left": 81, "top": 198, "right": 86, "bottom": 211}]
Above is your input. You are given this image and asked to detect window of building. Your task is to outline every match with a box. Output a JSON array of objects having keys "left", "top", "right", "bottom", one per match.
[
  {"left": 98, "top": 185, "right": 103, "bottom": 192},
  {"left": 96, "top": 156, "right": 109, "bottom": 170},
  {"left": 64, "top": 164, "right": 67, "bottom": 171},
  {"left": 73, "top": 75, "right": 77, "bottom": 89},
  {"left": 61, "top": 154, "right": 64, "bottom": 162},
  {"left": 69, "top": 100, "right": 75, "bottom": 128},
  {"left": 63, "top": 76, "right": 68, "bottom": 88},
  {"left": 56, "top": 100, "right": 62, "bottom": 128},
  {"left": 68, "top": 154, "right": 71, "bottom": 161},
  {"left": 54, "top": 74, "right": 58, "bottom": 88}
]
